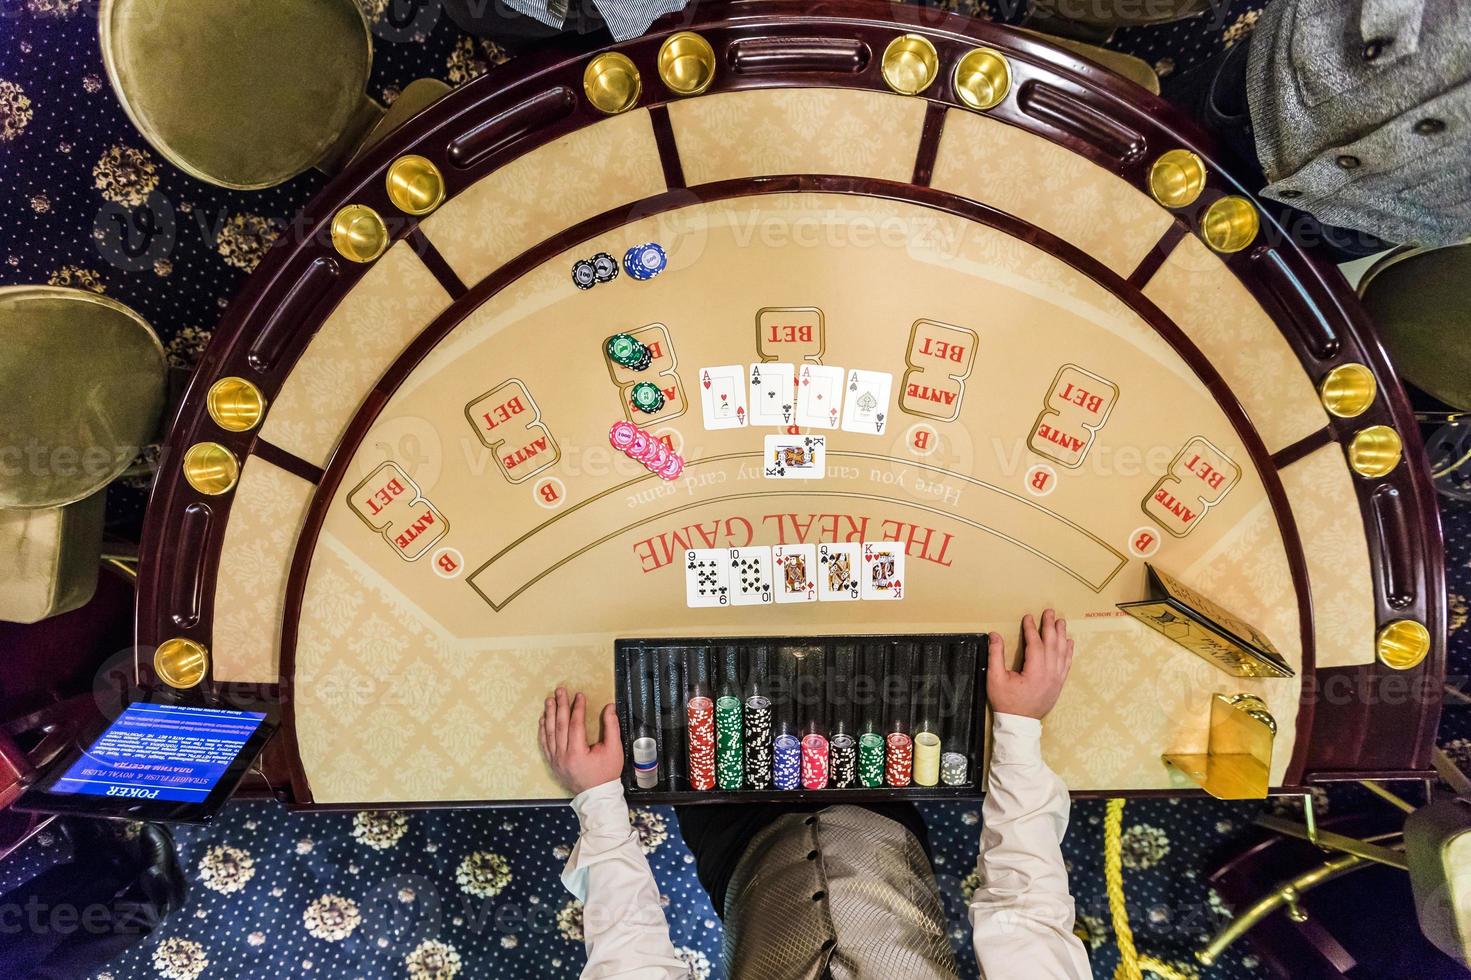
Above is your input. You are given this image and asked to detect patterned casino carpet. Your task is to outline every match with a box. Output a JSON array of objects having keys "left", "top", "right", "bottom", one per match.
[{"left": 3, "top": 1, "right": 1466, "bottom": 978}]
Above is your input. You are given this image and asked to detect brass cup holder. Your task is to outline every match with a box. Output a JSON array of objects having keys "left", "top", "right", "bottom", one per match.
[
  {"left": 1377, "top": 619, "right": 1431, "bottom": 670},
  {"left": 385, "top": 154, "right": 446, "bottom": 216},
  {"left": 331, "top": 204, "right": 390, "bottom": 263},
  {"left": 206, "top": 376, "right": 266, "bottom": 432},
  {"left": 1319, "top": 362, "right": 1377, "bottom": 418},
  {"left": 882, "top": 34, "right": 939, "bottom": 96},
  {"left": 182, "top": 441, "right": 240, "bottom": 495},
  {"left": 1149, "top": 149, "right": 1207, "bottom": 208},
  {"left": 1201, "top": 195, "right": 1259, "bottom": 253},
  {"left": 953, "top": 47, "right": 1010, "bottom": 111},
  {"left": 658, "top": 32, "right": 716, "bottom": 97},
  {"left": 584, "top": 52, "right": 641, "bottom": 114},
  {"left": 154, "top": 637, "right": 210, "bottom": 689},
  {"left": 1348, "top": 424, "right": 1403, "bottom": 477}
]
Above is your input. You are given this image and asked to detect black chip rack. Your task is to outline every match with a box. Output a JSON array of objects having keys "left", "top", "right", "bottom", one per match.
[{"left": 615, "top": 634, "right": 987, "bottom": 803}]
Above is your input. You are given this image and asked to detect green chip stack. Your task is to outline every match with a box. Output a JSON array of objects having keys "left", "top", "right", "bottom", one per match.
[
  {"left": 630, "top": 381, "right": 666, "bottom": 414},
  {"left": 716, "top": 695, "right": 743, "bottom": 790},
  {"left": 605, "top": 333, "right": 652, "bottom": 371},
  {"left": 858, "top": 732, "right": 885, "bottom": 788}
]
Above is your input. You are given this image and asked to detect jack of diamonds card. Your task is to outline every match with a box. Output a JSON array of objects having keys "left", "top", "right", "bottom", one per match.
[
  {"left": 763, "top": 434, "right": 825, "bottom": 479},
  {"left": 699, "top": 365, "right": 747, "bottom": 429},
  {"left": 795, "top": 364, "right": 843, "bottom": 429},
  {"left": 772, "top": 543, "right": 817, "bottom": 603},
  {"left": 816, "top": 543, "right": 860, "bottom": 601},
  {"left": 727, "top": 546, "right": 774, "bottom": 605},
  {"left": 860, "top": 541, "right": 905, "bottom": 600},
  {"left": 685, "top": 549, "right": 729, "bottom": 607},
  {"left": 748, "top": 363, "right": 795, "bottom": 427},
  {"left": 840, "top": 369, "right": 893, "bottom": 435}
]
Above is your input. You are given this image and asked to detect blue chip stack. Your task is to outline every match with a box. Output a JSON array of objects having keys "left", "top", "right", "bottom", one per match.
[
  {"left": 623, "top": 242, "right": 667, "bottom": 281},
  {"left": 773, "top": 733, "right": 800, "bottom": 790}
]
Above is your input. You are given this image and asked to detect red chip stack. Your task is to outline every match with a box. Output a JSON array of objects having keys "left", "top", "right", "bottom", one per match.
[
  {"left": 800, "top": 733, "right": 829, "bottom": 789},
  {"left": 687, "top": 695, "right": 716, "bottom": 790},
  {"left": 885, "top": 731, "right": 913, "bottom": 787}
]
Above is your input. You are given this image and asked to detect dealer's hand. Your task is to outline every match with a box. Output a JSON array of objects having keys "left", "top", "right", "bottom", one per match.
[
  {"left": 986, "top": 608, "right": 1074, "bottom": 720},
  {"left": 539, "top": 687, "right": 623, "bottom": 795}
]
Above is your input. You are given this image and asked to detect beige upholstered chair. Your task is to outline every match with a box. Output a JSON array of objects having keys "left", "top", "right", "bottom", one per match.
[{"left": 0, "top": 286, "right": 166, "bottom": 623}]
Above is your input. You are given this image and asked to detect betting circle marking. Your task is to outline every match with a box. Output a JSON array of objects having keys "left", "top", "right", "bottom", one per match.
[
  {"left": 1024, "top": 464, "right": 1057, "bottom": 497},
  {"left": 1128, "top": 526, "right": 1162, "bottom": 559},
  {"left": 533, "top": 477, "right": 567, "bottom": 510},
  {"left": 432, "top": 547, "right": 464, "bottom": 579}
]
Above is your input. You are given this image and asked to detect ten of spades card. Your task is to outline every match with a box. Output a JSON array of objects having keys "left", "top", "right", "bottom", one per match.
[
  {"left": 840, "top": 369, "right": 893, "bottom": 435},
  {"left": 795, "top": 364, "right": 844, "bottom": 429},
  {"left": 699, "top": 365, "right": 747, "bottom": 429},
  {"left": 748, "top": 363, "right": 795, "bottom": 427},
  {"left": 772, "top": 543, "right": 817, "bottom": 603},
  {"left": 816, "top": 543, "right": 860, "bottom": 601},
  {"left": 763, "top": 434, "right": 826, "bottom": 480},
  {"left": 860, "top": 542, "right": 905, "bottom": 600},
  {"left": 727, "top": 546, "right": 774, "bottom": 605},
  {"left": 684, "top": 549, "right": 730, "bottom": 608}
]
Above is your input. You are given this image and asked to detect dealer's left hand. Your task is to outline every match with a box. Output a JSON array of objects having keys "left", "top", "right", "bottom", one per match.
[{"left": 539, "top": 687, "right": 623, "bottom": 795}]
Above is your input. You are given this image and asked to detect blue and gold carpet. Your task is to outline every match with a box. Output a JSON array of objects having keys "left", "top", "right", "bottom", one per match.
[{"left": 3, "top": 1, "right": 1464, "bottom": 977}]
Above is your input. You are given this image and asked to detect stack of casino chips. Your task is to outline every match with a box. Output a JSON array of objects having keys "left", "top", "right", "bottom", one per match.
[
  {"left": 773, "top": 733, "right": 800, "bottom": 790},
  {"left": 572, "top": 251, "right": 620, "bottom": 290},
  {"left": 623, "top": 242, "right": 667, "bottom": 281},
  {"left": 629, "top": 381, "right": 666, "bottom": 414},
  {"left": 609, "top": 421, "right": 683, "bottom": 480},
  {"left": 829, "top": 733, "right": 857, "bottom": 788},
  {"left": 885, "top": 731, "right": 914, "bottom": 787},
  {"left": 744, "top": 696, "right": 773, "bottom": 790},
  {"left": 858, "top": 733, "right": 885, "bottom": 788},
  {"left": 605, "top": 332, "right": 652, "bottom": 372},
  {"left": 941, "top": 751, "right": 969, "bottom": 786},
  {"left": 800, "top": 733, "right": 829, "bottom": 789},
  {"left": 687, "top": 695, "right": 716, "bottom": 791},
  {"left": 715, "top": 695, "right": 744, "bottom": 790}
]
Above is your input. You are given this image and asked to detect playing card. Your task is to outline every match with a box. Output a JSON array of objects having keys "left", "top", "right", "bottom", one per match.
[
  {"left": 699, "top": 365, "right": 747, "bottom": 430},
  {"left": 772, "top": 543, "right": 817, "bottom": 603},
  {"left": 763, "top": 434, "right": 826, "bottom": 480},
  {"left": 840, "top": 369, "right": 893, "bottom": 435},
  {"left": 860, "top": 542, "right": 906, "bottom": 600},
  {"left": 816, "top": 543, "right": 861, "bottom": 602},
  {"left": 795, "top": 364, "right": 844, "bottom": 429},
  {"left": 748, "top": 363, "right": 795, "bottom": 427},
  {"left": 684, "top": 548, "right": 730, "bottom": 608},
  {"left": 727, "top": 546, "right": 773, "bottom": 605}
]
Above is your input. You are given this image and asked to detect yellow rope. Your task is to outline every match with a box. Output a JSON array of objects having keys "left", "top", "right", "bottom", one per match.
[{"left": 1104, "top": 798, "right": 1196, "bottom": 980}]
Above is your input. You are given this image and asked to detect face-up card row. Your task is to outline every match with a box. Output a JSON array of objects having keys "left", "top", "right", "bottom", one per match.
[
  {"left": 684, "top": 542, "right": 905, "bottom": 607},
  {"left": 700, "top": 364, "right": 892, "bottom": 435}
]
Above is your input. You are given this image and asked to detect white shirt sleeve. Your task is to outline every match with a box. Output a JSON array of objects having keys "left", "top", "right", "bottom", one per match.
[
  {"left": 559, "top": 779, "right": 689, "bottom": 979},
  {"left": 969, "top": 712, "right": 1093, "bottom": 979}
]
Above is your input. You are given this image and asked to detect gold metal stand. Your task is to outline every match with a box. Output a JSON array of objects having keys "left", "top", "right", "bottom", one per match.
[{"left": 1163, "top": 693, "right": 1277, "bottom": 799}]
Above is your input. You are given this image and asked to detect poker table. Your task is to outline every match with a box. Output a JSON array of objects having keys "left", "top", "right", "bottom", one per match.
[{"left": 135, "top": 1, "right": 1445, "bottom": 807}]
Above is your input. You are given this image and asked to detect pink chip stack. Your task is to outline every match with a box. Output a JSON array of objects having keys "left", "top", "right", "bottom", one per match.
[
  {"left": 609, "top": 420, "right": 683, "bottom": 480},
  {"left": 687, "top": 695, "right": 716, "bottom": 790}
]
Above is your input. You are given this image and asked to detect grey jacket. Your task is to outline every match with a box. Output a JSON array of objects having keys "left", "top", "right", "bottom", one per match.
[{"left": 1248, "top": 0, "right": 1471, "bottom": 245}]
